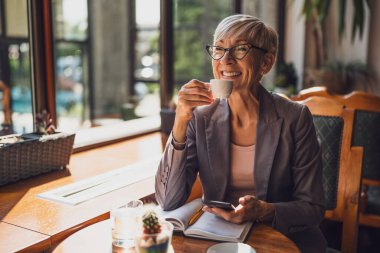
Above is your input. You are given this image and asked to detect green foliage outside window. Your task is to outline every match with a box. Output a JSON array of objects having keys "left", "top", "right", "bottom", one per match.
[{"left": 173, "top": 0, "right": 234, "bottom": 88}]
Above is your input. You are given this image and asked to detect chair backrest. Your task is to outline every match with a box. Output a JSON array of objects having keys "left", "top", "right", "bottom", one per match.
[
  {"left": 339, "top": 92, "right": 380, "bottom": 227},
  {"left": 297, "top": 96, "right": 363, "bottom": 253},
  {"left": 291, "top": 86, "right": 338, "bottom": 101},
  {"left": 341, "top": 92, "right": 380, "bottom": 181},
  {"left": 293, "top": 89, "right": 380, "bottom": 225},
  {"left": 292, "top": 89, "right": 380, "bottom": 183},
  {"left": 160, "top": 108, "right": 176, "bottom": 150}
]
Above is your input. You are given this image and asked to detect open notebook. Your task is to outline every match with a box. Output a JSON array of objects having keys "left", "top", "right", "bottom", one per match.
[{"left": 159, "top": 198, "right": 253, "bottom": 243}]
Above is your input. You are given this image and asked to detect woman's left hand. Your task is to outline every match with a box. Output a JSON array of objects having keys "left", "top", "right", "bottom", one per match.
[{"left": 202, "top": 195, "right": 275, "bottom": 224}]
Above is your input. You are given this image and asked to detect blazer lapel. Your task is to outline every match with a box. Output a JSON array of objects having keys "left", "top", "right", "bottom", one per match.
[
  {"left": 204, "top": 100, "right": 230, "bottom": 200},
  {"left": 255, "top": 86, "right": 283, "bottom": 201}
]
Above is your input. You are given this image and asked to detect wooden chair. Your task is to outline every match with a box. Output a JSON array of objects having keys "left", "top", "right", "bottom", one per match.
[
  {"left": 298, "top": 96, "right": 364, "bottom": 253},
  {"left": 274, "top": 91, "right": 291, "bottom": 101},
  {"left": 0, "top": 80, "right": 12, "bottom": 134},
  {"left": 293, "top": 89, "right": 380, "bottom": 228},
  {"left": 338, "top": 92, "right": 380, "bottom": 228},
  {"left": 186, "top": 176, "right": 203, "bottom": 203},
  {"left": 291, "top": 86, "right": 337, "bottom": 101},
  {"left": 160, "top": 108, "right": 176, "bottom": 150}
]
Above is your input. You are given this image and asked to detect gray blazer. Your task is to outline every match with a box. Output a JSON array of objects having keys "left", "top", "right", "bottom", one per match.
[{"left": 155, "top": 85, "right": 326, "bottom": 252}]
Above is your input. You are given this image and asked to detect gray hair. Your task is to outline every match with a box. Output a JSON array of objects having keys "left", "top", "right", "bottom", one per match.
[{"left": 214, "top": 14, "right": 278, "bottom": 57}]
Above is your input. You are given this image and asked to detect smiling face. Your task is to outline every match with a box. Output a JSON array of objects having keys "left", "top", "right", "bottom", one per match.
[
  {"left": 212, "top": 38, "right": 261, "bottom": 92},
  {"left": 211, "top": 15, "right": 279, "bottom": 95}
]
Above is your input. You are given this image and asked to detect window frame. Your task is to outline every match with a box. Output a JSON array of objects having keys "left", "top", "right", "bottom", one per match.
[{"left": 27, "top": 0, "right": 56, "bottom": 129}]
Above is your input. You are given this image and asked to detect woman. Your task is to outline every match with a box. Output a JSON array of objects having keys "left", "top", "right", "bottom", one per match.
[{"left": 155, "top": 14, "right": 326, "bottom": 253}]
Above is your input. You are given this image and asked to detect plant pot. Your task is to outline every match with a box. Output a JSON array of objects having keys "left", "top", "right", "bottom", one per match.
[
  {"left": 121, "top": 103, "right": 138, "bottom": 120},
  {"left": 135, "top": 221, "right": 173, "bottom": 253},
  {"left": 0, "top": 132, "right": 75, "bottom": 186}
]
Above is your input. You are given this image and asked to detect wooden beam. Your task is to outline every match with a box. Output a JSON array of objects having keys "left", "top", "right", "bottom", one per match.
[
  {"left": 160, "top": 0, "right": 174, "bottom": 108},
  {"left": 27, "top": 0, "right": 56, "bottom": 130}
]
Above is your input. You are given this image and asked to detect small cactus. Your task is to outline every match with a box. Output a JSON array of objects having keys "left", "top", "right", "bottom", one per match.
[
  {"left": 142, "top": 210, "right": 162, "bottom": 235},
  {"left": 137, "top": 209, "right": 170, "bottom": 253}
]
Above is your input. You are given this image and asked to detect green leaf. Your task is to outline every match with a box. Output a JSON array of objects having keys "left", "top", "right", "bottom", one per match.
[
  {"left": 316, "top": 0, "right": 324, "bottom": 15},
  {"left": 302, "top": 0, "right": 314, "bottom": 19},
  {"left": 338, "top": 0, "right": 346, "bottom": 40},
  {"left": 319, "top": 0, "right": 331, "bottom": 23},
  {"left": 352, "top": 0, "right": 365, "bottom": 41}
]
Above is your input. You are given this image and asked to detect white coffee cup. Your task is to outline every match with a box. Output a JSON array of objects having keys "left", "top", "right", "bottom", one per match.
[{"left": 210, "top": 79, "right": 233, "bottom": 99}]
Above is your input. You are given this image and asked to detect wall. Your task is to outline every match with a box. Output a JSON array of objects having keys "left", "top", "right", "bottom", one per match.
[
  {"left": 243, "top": 0, "right": 278, "bottom": 88},
  {"left": 284, "top": 0, "right": 305, "bottom": 90},
  {"left": 367, "top": 0, "right": 380, "bottom": 95},
  {"left": 90, "top": 0, "right": 131, "bottom": 117},
  {"left": 325, "top": 0, "right": 370, "bottom": 63},
  {"left": 288, "top": 0, "right": 379, "bottom": 94}
]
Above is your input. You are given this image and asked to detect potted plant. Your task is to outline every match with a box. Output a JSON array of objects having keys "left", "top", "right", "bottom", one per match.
[
  {"left": 274, "top": 62, "right": 298, "bottom": 96},
  {"left": 302, "top": 0, "right": 371, "bottom": 68},
  {"left": 135, "top": 210, "right": 173, "bottom": 253},
  {"left": 304, "top": 61, "right": 376, "bottom": 94},
  {"left": 301, "top": 0, "right": 374, "bottom": 93}
]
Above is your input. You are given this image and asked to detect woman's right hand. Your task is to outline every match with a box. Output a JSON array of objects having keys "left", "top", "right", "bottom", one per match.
[
  {"left": 172, "top": 80, "right": 213, "bottom": 143},
  {"left": 176, "top": 79, "right": 214, "bottom": 121}
]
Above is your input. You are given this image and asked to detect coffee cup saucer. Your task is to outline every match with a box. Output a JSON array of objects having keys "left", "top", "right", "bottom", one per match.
[{"left": 207, "top": 242, "right": 256, "bottom": 253}]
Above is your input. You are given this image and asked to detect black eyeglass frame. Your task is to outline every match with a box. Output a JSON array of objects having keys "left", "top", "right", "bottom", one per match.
[{"left": 205, "top": 43, "right": 268, "bottom": 60}]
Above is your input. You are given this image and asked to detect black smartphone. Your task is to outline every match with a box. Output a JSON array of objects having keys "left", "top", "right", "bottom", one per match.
[{"left": 202, "top": 199, "right": 235, "bottom": 211}]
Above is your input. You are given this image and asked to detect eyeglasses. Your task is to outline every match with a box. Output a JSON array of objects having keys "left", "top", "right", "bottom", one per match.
[{"left": 205, "top": 43, "right": 268, "bottom": 60}]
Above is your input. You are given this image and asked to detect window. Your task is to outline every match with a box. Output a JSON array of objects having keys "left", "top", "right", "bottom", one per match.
[
  {"left": 0, "top": 0, "right": 33, "bottom": 136},
  {"left": 173, "top": 0, "right": 235, "bottom": 91},
  {"left": 134, "top": 0, "right": 160, "bottom": 118},
  {"left": 51, "top": 0, "right": 161, "bottom": 135},
  {"left": 242, "top": 0, "right": 280, "bottom": 87},
  {"left": 2, "top": 0, "right": 281, "bottom": 149},
  {"left": 172, "top": 0, "right": 282, "bottom": 92},
  {"left": 52, "top": 0, "right": 89, "bottom": 132}
]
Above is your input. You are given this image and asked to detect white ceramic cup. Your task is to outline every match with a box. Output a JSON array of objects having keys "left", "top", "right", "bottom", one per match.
[{"left": 210, "top": 79, "right": 233, "bottom": 99}]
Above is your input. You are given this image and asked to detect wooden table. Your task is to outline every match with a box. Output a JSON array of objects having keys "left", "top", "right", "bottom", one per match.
[
  {"left": 0, "top": 222, "right": 50, "bottom": 253},
  {"left": 0, "top": 133, "right": 162, "bottom": 252},
  {"left": 0, "top": 132, "right": 300, "bottom": 253},
  {"left": 52, "top": 219, "right": 300, "bottom": 253}
]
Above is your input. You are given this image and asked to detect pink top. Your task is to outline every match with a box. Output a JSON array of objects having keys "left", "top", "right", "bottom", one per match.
[{"left": 225, "top": 142, "right": 256, "bottom": 205}]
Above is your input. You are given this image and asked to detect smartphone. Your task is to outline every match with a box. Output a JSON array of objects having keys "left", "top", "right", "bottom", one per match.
[{"left": 202, "top": 199, "right": 235, "bottom": 211}]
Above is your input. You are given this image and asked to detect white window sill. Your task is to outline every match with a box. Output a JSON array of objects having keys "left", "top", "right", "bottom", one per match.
[{"left": 73, "top": 115, "right": 160, "bottom": 150}]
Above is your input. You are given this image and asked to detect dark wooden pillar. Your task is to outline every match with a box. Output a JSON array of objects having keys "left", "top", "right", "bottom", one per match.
[
  {"left": 27, "top": 0, "right": 56, "bottom": 130},
  {"left": 160, "top": 0, "right": 174, "bottom": 109},
  {"left": 234, "top": 0, "right": 242, "bottom": 13},
  {"left": 277, "top": 0, "right": 286, "bottom": 67}
]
